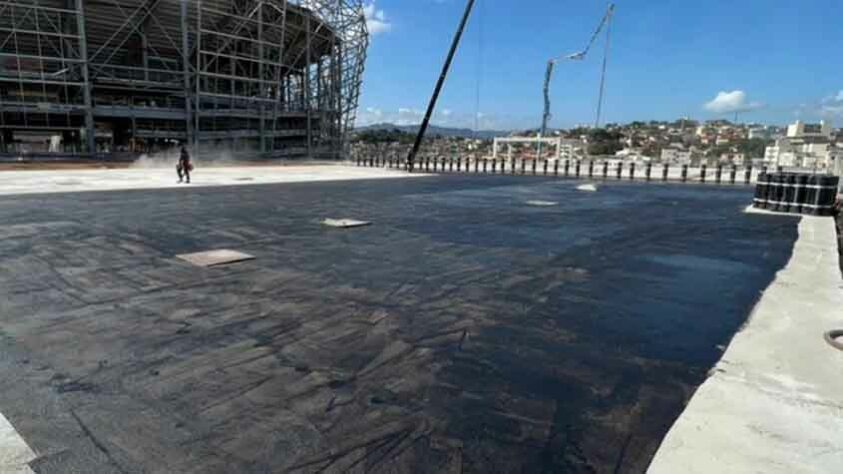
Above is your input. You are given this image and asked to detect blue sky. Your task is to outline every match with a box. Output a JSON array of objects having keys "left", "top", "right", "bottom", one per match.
[{"left": 357, "top": 0, "right": 843, "bottom": 131}]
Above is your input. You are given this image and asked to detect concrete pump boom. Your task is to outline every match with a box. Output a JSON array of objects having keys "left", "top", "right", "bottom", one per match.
[{"left": 538, "top": 4, "right": 614, "bottom": 157}]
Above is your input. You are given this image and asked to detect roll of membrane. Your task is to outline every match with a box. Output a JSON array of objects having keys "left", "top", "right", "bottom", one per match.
[{"left": 753, "top": 172, "right": 769, "bottom": 209}]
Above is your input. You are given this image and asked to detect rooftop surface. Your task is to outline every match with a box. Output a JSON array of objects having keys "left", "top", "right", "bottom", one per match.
[{"left": 0, "top": 169, "right": 799, "bottom": 472}]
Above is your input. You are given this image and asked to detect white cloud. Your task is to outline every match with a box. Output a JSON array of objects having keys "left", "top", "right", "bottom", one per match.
[
  {"left": 820, "top": 91, "right": 843, "bottom": 104},
  {"left": 816, "top": 90, "right": 843, "bottom": 118},
  {"left": 356, "top": 106, "right": 508, "bottom": 130},
  {"left": 363, "top": 2, "right": 391, "bottom": 36},
  {"left": 396, "top": 108, "right": 424, "bottom": 125},
  {"left": 703, "top": 90, "right": 763, "bottom": 114},
  {"left": 357, "top": 107, "right": 385, "bottom": 126},
  {"left": 821, "top": 105, "right": 843, "bottom": 117}
]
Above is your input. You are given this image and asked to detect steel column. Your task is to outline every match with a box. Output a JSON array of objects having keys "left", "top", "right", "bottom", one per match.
[
  {"left": 305, "top": 11, "right": 312, "bottom": 158},
  {"left": 75, "top": 0, "right": 95, "bottom": 154},
  {"left": 181, "top": 0, "right": 193, "bottom": 146}
]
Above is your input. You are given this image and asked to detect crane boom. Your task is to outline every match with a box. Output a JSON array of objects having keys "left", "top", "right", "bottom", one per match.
[
  {"left": 406, "top": 0, "right": 476, "bottom": 171},
  {"left": 539, "top": 4, "right": 614, "bottom": 154},
  {"left": 577, "top": 3, "right": 614, "bottom": 60}
]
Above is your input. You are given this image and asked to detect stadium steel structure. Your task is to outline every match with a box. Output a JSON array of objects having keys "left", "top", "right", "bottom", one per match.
[{"left": 0, "top": 0, "right": 368, "bottom": 159}]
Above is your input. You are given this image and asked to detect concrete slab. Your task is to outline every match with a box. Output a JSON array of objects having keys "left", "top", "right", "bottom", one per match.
[
  {"left": 744, "top": 204, "right": 809, "bottom": 217},
  {"left": 648, "top": 214, "right": 843, "bottom": 473},
  {"left": 0, "top": 413, "right": 35, "bottom": 474},
  {"left": 176, "top": 250, "right": 255, "bottom": 267},
  {"left": 0, "top": 164, "right": 426, "bottom": 196},
  {"left": 321, "top": 218, "right": 372, "bottom": 228}
]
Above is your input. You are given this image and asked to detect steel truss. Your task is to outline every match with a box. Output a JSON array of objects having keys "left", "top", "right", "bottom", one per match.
[{"left": 0, "top": 0, "right": 368, "bottom": 158}]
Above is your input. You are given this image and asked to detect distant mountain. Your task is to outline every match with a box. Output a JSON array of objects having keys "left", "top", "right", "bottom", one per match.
[{"left": 355, "top": 123, "right": 508, "bottom": 140}]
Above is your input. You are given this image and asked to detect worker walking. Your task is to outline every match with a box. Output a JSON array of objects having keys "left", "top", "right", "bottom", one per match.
[{"left": 177, "top": 146, "right": 193, "bottom": 183}]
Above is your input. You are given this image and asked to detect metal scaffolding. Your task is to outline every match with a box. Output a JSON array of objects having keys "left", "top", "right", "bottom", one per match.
[{"left": 0, "top": 0, "right": 368, "bottom": 159}]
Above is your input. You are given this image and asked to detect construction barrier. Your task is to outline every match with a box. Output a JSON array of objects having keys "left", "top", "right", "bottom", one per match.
[{"left": 352, "top": 157, "right": 801, "bottom": 193}]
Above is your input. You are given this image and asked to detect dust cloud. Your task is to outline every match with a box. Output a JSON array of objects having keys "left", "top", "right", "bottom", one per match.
[{"left": 131, "top": 148, "right": 241, "bottom": 169}]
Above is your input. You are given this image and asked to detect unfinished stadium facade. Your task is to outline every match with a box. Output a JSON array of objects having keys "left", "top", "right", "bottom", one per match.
[{"left": 0, "top": 0, "right": 368, "bottom": 159}]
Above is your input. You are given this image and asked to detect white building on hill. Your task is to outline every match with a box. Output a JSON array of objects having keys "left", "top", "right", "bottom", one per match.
[
  {"left": 764, "top": 120, "right": 836, "bottom": 169},
  {"left": 748, "top": 125, "right": 783, "bottom": 140},
  {"left": 660, "top": 145, "right": 692, "bottom": 165},
  {"left": 492, "top": 136, "right": 581, "bottom": 160},
  {"left": 786, "top": 120, "right": 833, "bottom": 139}
]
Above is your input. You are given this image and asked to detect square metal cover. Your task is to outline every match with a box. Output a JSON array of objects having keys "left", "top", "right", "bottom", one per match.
[
  {"left": 176, "top": 249, "right": 255, "bottom": 267},
  {"left": 321, "top": 218, "right": 371, "bottom": 228}
]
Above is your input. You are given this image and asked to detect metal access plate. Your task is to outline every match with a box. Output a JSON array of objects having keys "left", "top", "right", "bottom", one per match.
[
  {"left": 321, "top": 218, "right": 371, "bottom": 228},
  {"left": 176, "top": 249, "right": 255, "bottom": 267}
]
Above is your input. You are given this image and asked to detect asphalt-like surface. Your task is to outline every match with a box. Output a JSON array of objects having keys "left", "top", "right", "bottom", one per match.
[
  {"left": 0, "top": 176, "right": 798, "bottom": 473},
  {"left": 649, "top": 210, "right": 843, "bottom": 473}
]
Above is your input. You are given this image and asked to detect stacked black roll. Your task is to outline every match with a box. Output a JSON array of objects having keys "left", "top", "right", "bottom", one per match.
[
  {"left": 793, "top": 174, "right": 808, "bottom": 214},
  {"left": 781, "top": 174, "right": 797, "bottom": 212},
  {"left": 753, "top": 172, "right": 770, "bottom": 209},
  {"left": 812, "top": 176, "right": 839, "bottom": 216},
  {"left": 753, "top": 172, "right": 839, "bottom": 216}
]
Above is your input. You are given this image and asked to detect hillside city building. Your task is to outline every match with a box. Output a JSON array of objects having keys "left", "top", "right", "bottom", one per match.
[
  {"left": 764, "top": 120, "right": 840, "bottom": 170},
  {"left": 491, "top": 136, "right": 579, "bottom": 160},
  {"left": 660, "top": 146, "right": 692, "bottom": 165}
]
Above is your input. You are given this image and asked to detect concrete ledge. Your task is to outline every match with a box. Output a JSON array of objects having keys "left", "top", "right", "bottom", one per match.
[
  {"left": 648, "top": 214, "right": 843, "bottom": 473},
  {"left": 0, "top": 165, "right": 427, "bottom": 196},
  {"left": 0, "top": 413, "right": 35, "bottom": 474}
]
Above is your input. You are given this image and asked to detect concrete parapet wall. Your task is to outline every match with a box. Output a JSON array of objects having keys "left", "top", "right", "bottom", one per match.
[
  {"left": 648, "top": 212, "right": 843, "bottom": 473},
  {"left": 358, "top": 155, "right": 784, "bottom": 185}
]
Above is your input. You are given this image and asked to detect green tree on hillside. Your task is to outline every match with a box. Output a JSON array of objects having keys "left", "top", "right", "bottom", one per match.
[
  {"left": 355, "top": 128, "right": 415, "bottom": 144},
  {"left": 587, "top": 128, "right": 623, "bottom": 156}
]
